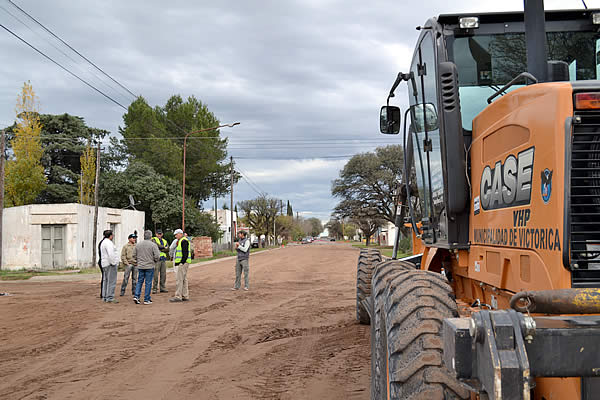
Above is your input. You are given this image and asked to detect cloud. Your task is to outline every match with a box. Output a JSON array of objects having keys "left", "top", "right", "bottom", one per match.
[{"left": 1, "top": 0, "right": 592, "bottom": 219}]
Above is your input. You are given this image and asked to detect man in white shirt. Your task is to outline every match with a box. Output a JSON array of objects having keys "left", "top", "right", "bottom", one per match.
[{"left": 99, "top": 229, "right": 120, "bottom": 303}]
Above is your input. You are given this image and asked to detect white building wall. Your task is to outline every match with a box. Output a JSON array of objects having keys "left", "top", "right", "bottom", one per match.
[
  {"left": 210, "top": 209, "right": 238, "bottom": 245},
  {"left": 1, "top": 203, "right": 144, "bottom": 270}
]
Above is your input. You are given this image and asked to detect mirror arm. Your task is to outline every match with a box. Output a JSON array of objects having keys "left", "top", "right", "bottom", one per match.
[
  {"left": 387, "top": 72, "right": 416, "bottom": 105},
  {"left": 402, "top": 107, "right": 420, "bottom": 238}
]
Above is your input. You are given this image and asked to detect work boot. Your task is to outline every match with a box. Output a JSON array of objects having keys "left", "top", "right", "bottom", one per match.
[
  {"left": 169, "top": 297, "right": 183, "bottom": 303},
  {"left": 160, "top": 289, "right": 169, "bottom": 293}
]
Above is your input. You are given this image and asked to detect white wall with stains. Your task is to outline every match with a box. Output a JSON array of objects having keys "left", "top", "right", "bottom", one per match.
[{"left": 1, "top": 204, "right": 144, "bottom": 270}]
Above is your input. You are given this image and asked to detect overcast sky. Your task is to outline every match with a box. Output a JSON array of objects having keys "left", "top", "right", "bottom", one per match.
[{"left": 0, "top": 0, "right": 590, "bottom": 222}]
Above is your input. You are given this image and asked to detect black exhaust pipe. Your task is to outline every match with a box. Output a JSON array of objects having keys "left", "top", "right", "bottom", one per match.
[{"left": 524, "top": 0, "right": 548, "bottom": 82}]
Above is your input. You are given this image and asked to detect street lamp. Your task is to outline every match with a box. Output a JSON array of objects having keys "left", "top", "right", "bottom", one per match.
[{"left": 182, "top": 122, "right": 240, "bottom": 231}]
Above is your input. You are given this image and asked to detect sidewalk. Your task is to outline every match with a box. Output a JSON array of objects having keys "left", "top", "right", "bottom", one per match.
[{"left": 2, "top": 247, "right": 281, "bottom": 283}]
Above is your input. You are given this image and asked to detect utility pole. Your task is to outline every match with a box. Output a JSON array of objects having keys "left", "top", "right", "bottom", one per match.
[
  {"left": 92, "top": 143, "right": 100, "bottom": 267},
  {"left": 214, "top": 194, "right": 218, "bottom": 224},
  {"left": 230, "top": 156, "right": 234, "bottom": 251},
  {"left": 0, "top": 130, "right": 5, "bottom": 271}
]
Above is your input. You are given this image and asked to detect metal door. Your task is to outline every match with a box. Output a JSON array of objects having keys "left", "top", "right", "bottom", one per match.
[{"left": 41, "top": 225, "right": 65, "bottom": 269}]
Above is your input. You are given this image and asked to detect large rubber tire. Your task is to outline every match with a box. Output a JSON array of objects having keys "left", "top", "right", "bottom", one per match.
[
  {"left": 356, "top": 248, "right": 382, "bottom": 324},
  {"left": 370, "top": 268, "right": 470, "bottom": 400}
]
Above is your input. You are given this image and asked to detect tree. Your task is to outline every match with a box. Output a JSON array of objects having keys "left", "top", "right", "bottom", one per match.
[
  {"left": 343, "top": 222, "right": 357, "bottom": 239},
  {"left": 120, "top": 95, "right": 235, "bottom": 203},
  {"left": 333, "top": 199, "right": 384, "bottom": 246},
  {"left": 99, "top": 160, "right": 221, "bottom": 239},
  {"left": 79, "top": 143, "right": 96, "bottom": 205},
  {"left": 237, "top": 195, "right": 280, "bottom": 243},
  {"left": 325, "top": 219, "right": 343, "bottom": 240},
  {"left": 332, "top": 145, "right": 410, "bottom": 235},
  {"left": 5, "top": 82, "right": 46, "bottom": 207},
  {"left": 4, "top": 113, "right": 111, "bottom": 204},
  {"left": 37, "top": 114, "right": 108, "bottom": 203},
  {"left": 287, "top": 200, "right": 293, "bottom": 217},
  {"left": 306, "top": 217, "right": 323, "bottom": 237}
]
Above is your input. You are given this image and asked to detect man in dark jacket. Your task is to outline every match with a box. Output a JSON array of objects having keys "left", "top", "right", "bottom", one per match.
[
  {"left": 232, "top": 230, "right": 250, "bottom": 291},
  {"left": 134, "top": 230, "right": 160, "bottom": 305}
]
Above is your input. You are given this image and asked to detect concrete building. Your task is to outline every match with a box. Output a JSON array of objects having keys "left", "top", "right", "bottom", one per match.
[
  {"left": 208, "top": 209, "right": 238, "bottom": 247},
  {"left": 2, "top": 203, "right": 145, "bottom": 271}
]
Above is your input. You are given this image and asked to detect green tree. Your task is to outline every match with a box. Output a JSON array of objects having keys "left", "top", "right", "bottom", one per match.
[
  {"left": 5, "top": 113, "right": 111, "bottom": 203},
  {"left": 79, "top": 143, "right": 96, "bottom": 205},
  {"left": 333, "top": 200, "right": 384, "bottom": 246},
  {"left": 5, "top": 82, "right": 46, "bottom": 206},
  {"left": 121, "top": 95, "right": 234, "bottom": 202},
  {"left": 343, "top": 222, "right": 357, "bottom": 239},
  {"left": 325, "top": 219, "right": 343, "bottom": 240},
  {"left": 237, "top": 195, "right": 280, "bottom": 243},
  {"left": 287, "top": 200, "right": 293, "bottom": 217},
  {"left": 332, "top": 145, "right": 409, "bottom": 235},
  {"left": 38, "top": 114, "right": 107, "bottom": 203},
  {"left": 306, "top": 217, "right": 323, "bottom": 237},
  {"left": 99, "top": 161, "right": 221, "bottom": 239}
]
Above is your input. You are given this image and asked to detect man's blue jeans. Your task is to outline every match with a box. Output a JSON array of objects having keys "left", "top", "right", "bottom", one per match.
[{"left": 135, "top": 269, "right": 154, "bottom": 302}]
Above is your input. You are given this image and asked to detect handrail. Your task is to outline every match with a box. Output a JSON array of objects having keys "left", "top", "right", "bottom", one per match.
[{"left": 486, "top": 72, "right": 538, "bottom": 104}]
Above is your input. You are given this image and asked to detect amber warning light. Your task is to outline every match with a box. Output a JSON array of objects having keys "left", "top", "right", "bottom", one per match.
[{"left": 575, "top": 92, "right": 600, "bottom": 110}]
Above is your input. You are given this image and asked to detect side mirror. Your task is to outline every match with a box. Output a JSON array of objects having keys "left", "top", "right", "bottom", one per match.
[
  {"left": 410, "top": 103, "right": 438, "bottom": 133},
  {"left": 380, "top": 106, "right": 401, "bottom": 134}
]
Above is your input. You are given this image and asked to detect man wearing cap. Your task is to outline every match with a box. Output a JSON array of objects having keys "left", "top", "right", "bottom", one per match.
[
  {"left": 152, "top": 230, "right": 169, "bottom": 294},
  {"left": 119, "top": 233, "right": 138, "bottom": 296},
  {"left": 169, "top": 229, "right": 190, "bottom": 303}
]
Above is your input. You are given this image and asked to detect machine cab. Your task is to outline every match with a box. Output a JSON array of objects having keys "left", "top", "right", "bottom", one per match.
[{"left": 385, "top": 9, "right": 600, "bottom": 251}]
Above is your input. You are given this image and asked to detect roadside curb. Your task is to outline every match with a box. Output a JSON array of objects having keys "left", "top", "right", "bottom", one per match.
[{"left": 2, "top": 247, "right": 283, "bottom": 283}]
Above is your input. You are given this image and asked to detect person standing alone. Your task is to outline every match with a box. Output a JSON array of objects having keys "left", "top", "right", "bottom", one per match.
[
  {"left": 134, "top": 230, "right": 160, "bottom": 305},
  {"left": 100, "top": 230, "right": 120, "bottom": 303},
  {"left": 232, "top": 231, "right": 250, "bottom": 291},
  {"left": 152, "top": 230, "right": 169, "bottom": 294},
  {"left": 119, "top": 233, "right": 137, "bottom": 296},
  {"left": 169, "top": 229, "right": 190, "bottom": 303}
]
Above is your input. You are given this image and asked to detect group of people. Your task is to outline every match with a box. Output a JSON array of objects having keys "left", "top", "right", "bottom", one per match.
[
  {"left": 98, "top": 228, "right": 192, "bottom": 304},
  {"left": 97, "top": 229, "right": 251, "bottom": 304}
]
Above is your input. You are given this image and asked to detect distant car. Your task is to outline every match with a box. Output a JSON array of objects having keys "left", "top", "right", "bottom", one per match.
[
  {"left": 251, "top": 239, "right": 259, "bottom": 248},
  {"left": 301, "top": 237, "right": 310, "bottom": 244},
  {"left": 330, "top": 237, "right": 336, "bottom": 241}
]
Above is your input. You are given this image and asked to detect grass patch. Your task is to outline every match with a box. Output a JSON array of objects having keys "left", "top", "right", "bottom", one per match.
[
  {"left": 351, "top": 244, "right": 410, "bottom": 259},
  {"left": 164, "top": 246, "right": 276, "bottom": 267},
  {"left": 0, "top": 270, "right": 54, "bottom": 280}
]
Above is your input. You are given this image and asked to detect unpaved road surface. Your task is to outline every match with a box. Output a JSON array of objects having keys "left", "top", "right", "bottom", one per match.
[{"left": 0, "top": 243, "right": 370, "bottom": 399}]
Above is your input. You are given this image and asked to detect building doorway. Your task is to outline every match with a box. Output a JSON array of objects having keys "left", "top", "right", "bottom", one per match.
[{"left": 41, "top": 224, "right": 65, "bottom": 269}]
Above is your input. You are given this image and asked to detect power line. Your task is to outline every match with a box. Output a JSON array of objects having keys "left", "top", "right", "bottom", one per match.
[
  {"left": 0, "top": 3, "right": 132, "bottom": 104},
  {"left": 0, "top": 23, "right": 128, "bottom": 110},
  {"left": 236, "top": 166, "right": 267, "bottom": 196},
  {"left": 232, "top": 155, "right": 354, "bottom": 160},
  {"left": 6, "top": 0, "right": 137, "bottom": 99}
]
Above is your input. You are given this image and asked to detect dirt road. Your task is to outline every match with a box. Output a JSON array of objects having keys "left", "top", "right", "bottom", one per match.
[{"left": 0, "top": 243, "right": 370, "bottom": 400}]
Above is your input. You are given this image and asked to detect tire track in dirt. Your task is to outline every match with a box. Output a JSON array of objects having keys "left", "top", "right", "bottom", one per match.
[{"left": 0, "top": 244, "right": 369, "bottom": 400}]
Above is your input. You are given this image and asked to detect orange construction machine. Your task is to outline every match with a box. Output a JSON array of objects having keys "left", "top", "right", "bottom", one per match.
[{"left": 357, "top": 1, "right": 600, "bottom": 399}]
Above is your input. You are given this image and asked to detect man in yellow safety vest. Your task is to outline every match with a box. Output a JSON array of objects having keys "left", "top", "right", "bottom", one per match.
[
  {"left": 169, "top": 229, "right": 190, "bottom": 302},
  {"left": 152, "top": 230, "right": 169, "bottom": 294}
]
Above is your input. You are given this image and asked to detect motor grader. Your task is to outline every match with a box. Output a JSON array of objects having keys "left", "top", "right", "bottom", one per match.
[{"left": 357, "top": 1, "right": 600, "bottom": 399}]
